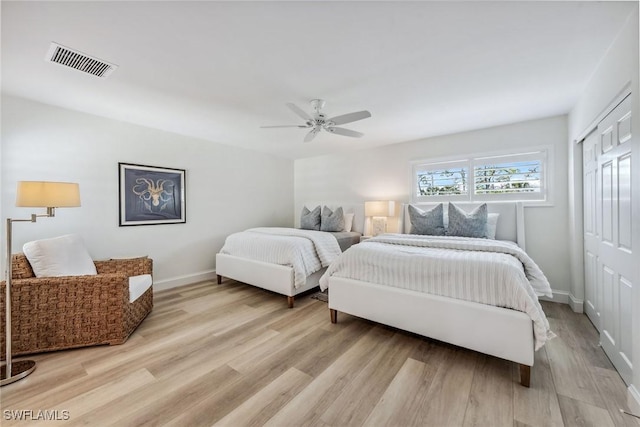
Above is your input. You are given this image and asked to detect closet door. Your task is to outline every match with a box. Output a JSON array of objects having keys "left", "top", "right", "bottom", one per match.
[
  {"left": 583, "top": 130, "right": 600, "bottom": 330},
  {"left": 597, "top": 94, "right": 633, "bottom": 385}
]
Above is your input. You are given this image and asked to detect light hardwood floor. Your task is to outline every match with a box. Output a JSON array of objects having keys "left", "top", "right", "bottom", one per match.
[{"left": 1, "top": 279, "right": 639, "bottom": 426}]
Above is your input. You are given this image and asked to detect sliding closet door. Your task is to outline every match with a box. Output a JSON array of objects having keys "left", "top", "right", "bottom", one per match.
[
  {"left": 597, "top": 94, "right": 633, "bottom": 385},
  {"left": 583, "top": 130, "right": 601, "bottom": 331}
]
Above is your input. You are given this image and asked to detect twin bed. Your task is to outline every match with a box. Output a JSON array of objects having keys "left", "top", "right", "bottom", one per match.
[
  {"left": 216, "top": 202, "right": 552, "bottom": 387},
  {"left": 216, "top": 205, "right": 363, "bottom": 308}
]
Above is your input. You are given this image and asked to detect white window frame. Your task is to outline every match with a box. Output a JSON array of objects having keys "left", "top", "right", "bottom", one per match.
[
  {"left": 411, "top": 146, "right": 553, "bottom": 205},
  {"left": 412, "top": 159, "right": 470, "bottom": 202}
]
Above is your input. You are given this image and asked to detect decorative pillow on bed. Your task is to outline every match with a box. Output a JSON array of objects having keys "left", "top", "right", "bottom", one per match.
[
  {"left": 23, "top": 234, "right": 97, "bottom": 277},
  {"left": 447, "top": 203, "right": 488, "bottom": 238},
  {"left": 408, "top": 204, "right": 445, "bottom": 235},
  {"left": 343, "top": 213, "right": 355, "bottom": 232},
  {"left": 486, "top": 213, "right": 500, "bottom": 239},
  {"left": 321, "top": 206, "right": 345, "bottom": 232},
  {"left": 300, "top": 205, "right": 322, "bottom": 230},
  {"left": 442, "top": 207, "right": 499, "bottom": 239}
]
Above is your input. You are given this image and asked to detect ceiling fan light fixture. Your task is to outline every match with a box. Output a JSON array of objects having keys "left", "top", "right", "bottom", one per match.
[{"left": 261, "top": 99, "right": 371, "bottom": 143}]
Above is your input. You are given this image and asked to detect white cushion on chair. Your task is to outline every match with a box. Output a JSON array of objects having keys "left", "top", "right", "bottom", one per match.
[
  {"left": 129, "top": 274, "right": 152, "bottom": 303},
  {"left": 23, "top": 234, "right": 97, "bottom": 277}
]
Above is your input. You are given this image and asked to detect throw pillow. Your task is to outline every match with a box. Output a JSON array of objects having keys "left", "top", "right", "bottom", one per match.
[
  {"left": 486, "top": 213, "right": 500, "bottom": 239},
  {"left": 321, "top": 206, "right": 345, "bottom": 232},
  {"left": 408, "top": 204, "right": 445, "bottom": 235},
  {"left": 300, "top": 205, "right": 321, "bottom": 230},
  {"left": 442, "top": 208, "right": 499, "bottom": 239},
  {"left": 447, "top": 203, "right": 488, "bottom": 238},
  {"left": 23, "top": 234, "right": 97, "bottom": 277},
  {"left": 343, "top": 213, "right": 355, "bottom": 232}
]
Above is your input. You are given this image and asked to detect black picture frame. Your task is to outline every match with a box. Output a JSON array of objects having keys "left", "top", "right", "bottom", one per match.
[{"left": 118, "top": 162, "right": 186, "bottom": 226}]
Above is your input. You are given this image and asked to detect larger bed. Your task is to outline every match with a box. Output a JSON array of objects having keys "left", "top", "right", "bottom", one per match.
[{"left": 320, "top": 202, "right": 553, "bottom": 387}]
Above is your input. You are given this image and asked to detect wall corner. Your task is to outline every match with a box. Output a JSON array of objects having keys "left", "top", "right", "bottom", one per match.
[{"left": 568, "top": 293, "right": 584, "bottom": 313}]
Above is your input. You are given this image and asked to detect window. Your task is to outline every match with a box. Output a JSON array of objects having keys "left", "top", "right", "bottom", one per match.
[
  {"left": 415, "top": 161, "right": 468, "bottom": 197},
  {"left": 412, "top": 149, "right": 549, "bottom": 203}
]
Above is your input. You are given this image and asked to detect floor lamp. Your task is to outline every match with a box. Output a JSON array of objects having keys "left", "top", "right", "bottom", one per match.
[{"left": 1, "top": 181, "right": 80, "bottom": 387}]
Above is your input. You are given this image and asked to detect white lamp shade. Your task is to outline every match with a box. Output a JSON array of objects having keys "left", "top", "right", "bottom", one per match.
[
  {"left": 365, "top": 200, "right": 395, "bottom": 217},
  {"left": 16, "top": 181, "right": 81, "bottom": 208}
]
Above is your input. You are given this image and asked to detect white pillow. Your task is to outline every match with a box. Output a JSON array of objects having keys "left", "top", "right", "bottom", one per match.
[
  {"left": 23, "top": 234, "right": 97, "bottom": 277},
  {"left": 485, "top": 213, "right": 500, "bottom": 239},
  {"left": 343, "top": 213, "right": 355, "bottom": 232}
]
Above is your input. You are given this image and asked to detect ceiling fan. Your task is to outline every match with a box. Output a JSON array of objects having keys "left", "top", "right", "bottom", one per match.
[{"left": 261, "top": 99, "right": 371, "bottom": 143}]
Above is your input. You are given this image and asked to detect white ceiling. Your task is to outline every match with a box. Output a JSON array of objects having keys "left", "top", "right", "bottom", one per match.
[{"left": 1, "top": 1, "right": 636, "bottom": 159}]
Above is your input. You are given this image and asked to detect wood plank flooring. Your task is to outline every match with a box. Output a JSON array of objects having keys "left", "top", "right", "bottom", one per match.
[{"left": 1, "top": 279, "right": 638, "bottom": 426}]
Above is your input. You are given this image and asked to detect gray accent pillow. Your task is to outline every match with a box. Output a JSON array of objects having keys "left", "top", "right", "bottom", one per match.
[
  {"left": 447, "top": 203, "right": 488, "bottom": 238},
  {"left": 320, "top": 206, "right": 345, "bottom": 232},
  {"left": 408, "top": 204, "right": 445, "bottom": 235},
  {"left": 300, "top": 205, "right": 321, "bottom": 230}
]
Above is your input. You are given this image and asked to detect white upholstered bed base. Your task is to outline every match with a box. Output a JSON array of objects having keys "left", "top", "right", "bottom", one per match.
[
  {"left": 329, "top": 277, "right": 534, "bottom": 386},
  {"left": 217, "top": 203, "right": 364, "bottom": 308},
  {"left": 215, "top": 253, "right": 324, "bottom": 308},
  {"left": 328, "top": 202, "right": 535, "bottom": 387}
]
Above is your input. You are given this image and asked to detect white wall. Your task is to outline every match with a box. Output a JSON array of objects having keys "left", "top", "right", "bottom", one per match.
[
  {"left": 567, "top": 6, "right": 640, "bottom": 414},
  {"left": 1, "top": 95, "right": 294, "bottom": 288},
  {"left": 295, "top": 115, "right": 570, "bottom": 300}
]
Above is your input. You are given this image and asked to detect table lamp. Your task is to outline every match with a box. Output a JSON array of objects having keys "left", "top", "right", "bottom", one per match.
[{"left": 365, "top": 200, "right": 395, "bottom": 236}]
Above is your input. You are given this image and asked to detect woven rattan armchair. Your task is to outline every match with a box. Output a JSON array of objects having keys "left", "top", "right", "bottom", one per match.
[{"left": 1, "top": 254, "right": 153, "bottom": 358}]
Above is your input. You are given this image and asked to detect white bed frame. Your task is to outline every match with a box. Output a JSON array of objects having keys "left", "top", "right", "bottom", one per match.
[
  {"left": 216, "top": 203, "right": 364, "bottom": 308},
  {"left": 328, "top": 202, "right": 535, "bottom": 387},
  {"left": 216, "top": 254, "right": 325, "bottom": 308}
]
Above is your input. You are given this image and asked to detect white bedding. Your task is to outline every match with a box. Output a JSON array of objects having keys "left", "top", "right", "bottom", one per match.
[
  {"left": 219, "top": 227, "right": 342, "bottom": 288},
  {"left": 319, "top": 234, "right": 554, "bottom": 349}
]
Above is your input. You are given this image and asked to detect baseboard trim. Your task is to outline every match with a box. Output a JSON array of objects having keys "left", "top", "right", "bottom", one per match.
[
  {"left": 153, "top": 278, "right": 578, "bottom": 308},
  {"left": 153, "top": 269, "right": 217, "bottom": 291},
  {"left": 628, "top": 385, "right": 640, "bottom": 417},
  {"left": 539, "top": 289, "right": 570, "bottom": 305},
  {"left": 568, "top": 293, "right": 584, "bottom": 313}
]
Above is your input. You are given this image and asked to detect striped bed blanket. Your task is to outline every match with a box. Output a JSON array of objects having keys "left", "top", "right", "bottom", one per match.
[
  {"left": 219, "top": 227, "right": 342, "bottom": 288},
  {"left": 319, "top": 234, "right": 554, "bottom": 349}
]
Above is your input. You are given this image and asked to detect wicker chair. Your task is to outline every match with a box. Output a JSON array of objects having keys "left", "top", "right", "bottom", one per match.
[{"left": 1, "top": 254, "right": 153, "bottom": 359}]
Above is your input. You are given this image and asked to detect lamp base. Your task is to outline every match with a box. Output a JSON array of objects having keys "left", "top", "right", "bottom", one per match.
[
  {"left": 1, "top": 359, "right": 36, "bottom": 386},
  {"left": 371, "top": 217, "right": 387, "bottom": 236}
]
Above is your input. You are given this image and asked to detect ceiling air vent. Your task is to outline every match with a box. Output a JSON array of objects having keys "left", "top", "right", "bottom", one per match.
[{"left": 45, "top": 42, "right": 118, "bottom": 78}]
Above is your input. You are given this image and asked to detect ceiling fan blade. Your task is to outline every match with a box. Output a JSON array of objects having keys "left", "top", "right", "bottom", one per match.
[
  {"left": 286, "top": 103, "right": 313, "bottom": 121},
  {"left": 326, "top": 127, "right": 364, "bottom": 138},
  {"left": 304, "top": 127, "right": 320, "bottom": 143},
  {"left": 328, "top": 110, "right": 371, "bottom": 126},
  {"left": 260, "top": 125, "right": 310, "bottom": 128}
]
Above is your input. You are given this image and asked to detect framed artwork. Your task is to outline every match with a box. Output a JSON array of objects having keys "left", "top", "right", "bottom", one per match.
[{"left": 119, "top": 163, "right": 186, "bottom": 226}]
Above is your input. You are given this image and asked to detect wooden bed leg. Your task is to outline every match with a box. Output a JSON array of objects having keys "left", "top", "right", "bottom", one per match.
[
  {"left": 287, "top": 296, "right": 294, "bottom": 309},
  {"left": 217, "top": 275, "right": 222, "bottom": 285},
  {"left": 330, "top": 309, "right": 337, "bottom": 324},
  {"left": 519, "top": 364, "right": 531, "bottom": 388}
]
